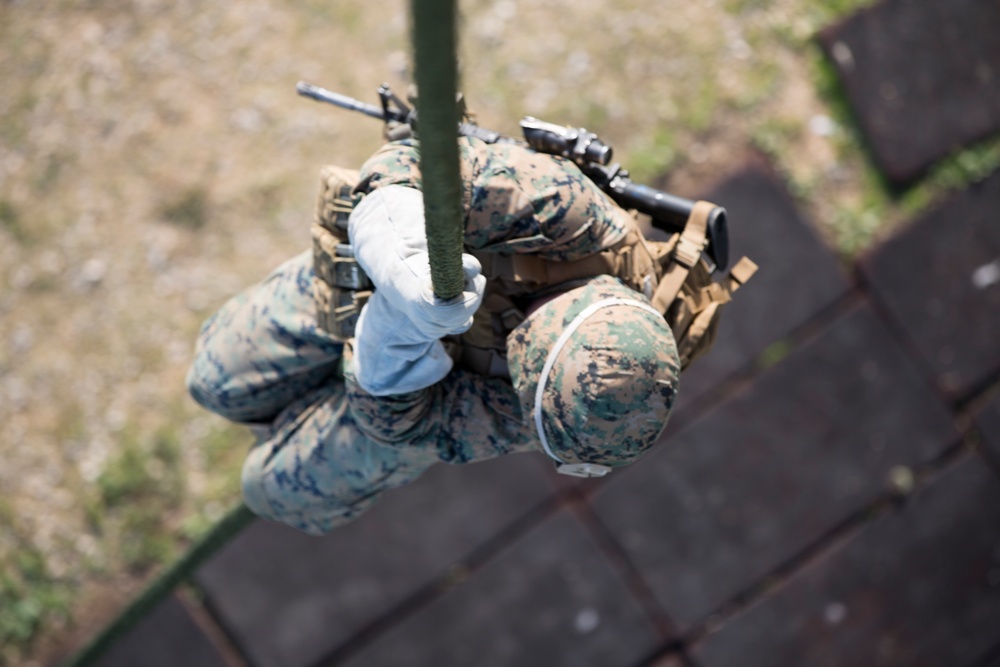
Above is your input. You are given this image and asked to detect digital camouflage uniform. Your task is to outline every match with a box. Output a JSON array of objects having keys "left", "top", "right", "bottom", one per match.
[{"left": 187, "top": 137, "right": 678, "bottom": 535}]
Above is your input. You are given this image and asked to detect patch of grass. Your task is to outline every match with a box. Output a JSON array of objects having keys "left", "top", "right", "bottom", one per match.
[
  {"left": 624, "top": 129, "right": 679, "bottom": 185},
  {"left": 160, "top": 187, "right": 209, "bottom": 230},
  {"left": 831, "top": 204, "right": 883, "bottom": 257},
  {"left": 0, "top": 504, "right": 70, "bottom": 667},
  {"left": 581, "top": 101, "right": 609, "bottom": 133},
  {"left": 730, "top": 61, "right": 782, "bottom": 112},
  {"left": 880, "top": 135, "right": 1000, "bottom": 223},
  {"left": 183, "top": 420, "right": 248, "bottom": 540},
  {"left": 0, "top": 200, "right": 29, "bottom": 244},
  {"left": 199, "top": 418, "right": 248, "bottom": 502},
  {"left": 97, "top": 425, "right": 185, "bottom": 572},
  {"left": 829, "top": 159, "right": 895, "bottom": 257},
  {"left": 0, "top": 85, "right": 36, "bottom": 150},
  {"left": 723, "top": 0, "right": 773, "bottom": 14},
  {"left": 928, "top": 136, "right": 1000, "bottom": 191},
  {"left": 809, "top": 45, "right": 860, "bottom": 160},
  {"left": 808, "top": 43, "right": 900, "bottom": 256},
  {"left": 302, "top": 0, "right": 361, "bottom": 29},
  {"left": 678, "top": 77, "right": 720, "bottom": 133},
  {"left": 750, "top": 117, "right": 800, "bottom": 160},
  {"left": 802, "top": 0, "right": 876, "bottom": 26},
  {"left": 33, "top": 153, "right": 67, "bottom": 194}
]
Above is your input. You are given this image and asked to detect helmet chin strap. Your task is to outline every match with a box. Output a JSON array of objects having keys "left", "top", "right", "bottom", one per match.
[{"left": 533, "top": 297, "right": 666, "bottom": 478}]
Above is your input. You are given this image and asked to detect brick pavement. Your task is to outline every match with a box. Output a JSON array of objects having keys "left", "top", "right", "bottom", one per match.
[
  {"left": 83, "top": 0, "right": 1000, "bottom": 664},
  {"left": 817, "top": 0, "right": 1000, "bottom": 186}
]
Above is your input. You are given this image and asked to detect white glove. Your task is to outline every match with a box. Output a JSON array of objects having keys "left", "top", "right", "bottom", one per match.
[
  {"left": 353, "top": 290, "right": 454, "bottom": 396},
  {"left": 349, "top": 185, "right": 485, "bottom": 340}
]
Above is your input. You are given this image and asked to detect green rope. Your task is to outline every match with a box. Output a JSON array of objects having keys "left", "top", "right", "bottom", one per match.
[
  {"left": 64, "top": 503, "right": 256, "bottom": 667},
  {"left": 411, "top": 0, "right": 465, "bottom": 301}
]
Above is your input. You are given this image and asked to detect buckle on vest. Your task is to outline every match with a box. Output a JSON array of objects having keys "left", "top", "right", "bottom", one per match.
[
  {"left": 674, "top": 235, "right": 705, "bottom": 268},
  {"left": 333, "top": 244, "right": 372, "bottom": 290},
  {"left": 328, "top": 289, "right": 372, "bottom": 339}
]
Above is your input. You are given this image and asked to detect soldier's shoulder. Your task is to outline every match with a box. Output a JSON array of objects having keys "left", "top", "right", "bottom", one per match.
[{"left": 358, "top": 141, "right": 423, "bottom": 191}]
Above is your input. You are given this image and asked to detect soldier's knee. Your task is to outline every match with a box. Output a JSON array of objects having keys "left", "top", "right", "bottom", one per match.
[
  {"left": 186, "top": 358, "right": 244, "bottom": 421},
  {"left": 239, "top": 439, "right": 375, "bottom": 536},
  {"left": 186, "top": 352, "right": 280, "bottom": 423}
]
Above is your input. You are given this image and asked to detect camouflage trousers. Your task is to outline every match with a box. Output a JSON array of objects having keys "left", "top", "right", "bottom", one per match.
[{"left": 187, "top": 251, "right": 535, "bottom": 535}]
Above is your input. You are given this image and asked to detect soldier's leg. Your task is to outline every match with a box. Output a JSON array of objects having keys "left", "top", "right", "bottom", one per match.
[
  {"left": 187, "top": 250, "right": 343, "bottom": 423},
  {"left": 241, "top": 379, "right": 440, "bottom": 535}
]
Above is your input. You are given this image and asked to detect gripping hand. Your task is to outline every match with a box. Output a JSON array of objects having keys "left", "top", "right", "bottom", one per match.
[
  {"left": 349, "top": 184, "right": 485, "bottom": 340},
  {"left": 403, "top": 252, "right": 485, "bottom": 339}
]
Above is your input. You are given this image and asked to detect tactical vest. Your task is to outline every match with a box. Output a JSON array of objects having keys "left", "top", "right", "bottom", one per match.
[{"left": 311, "top": 164, "right": 757, "bottom": 377}]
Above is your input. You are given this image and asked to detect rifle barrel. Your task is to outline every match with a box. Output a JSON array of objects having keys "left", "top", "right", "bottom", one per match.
[{"left": 296, "top": 81, "right": 387, "bottom": 120}]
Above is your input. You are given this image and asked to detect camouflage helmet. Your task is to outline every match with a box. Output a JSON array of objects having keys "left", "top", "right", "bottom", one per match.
[{"left": 507, "top": 275, "right": 680, "bottom": 477}]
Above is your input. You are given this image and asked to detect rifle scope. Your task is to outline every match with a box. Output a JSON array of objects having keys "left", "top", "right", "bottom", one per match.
[{"left": 520, "top": 117, "right": 613, "bottom": 167}]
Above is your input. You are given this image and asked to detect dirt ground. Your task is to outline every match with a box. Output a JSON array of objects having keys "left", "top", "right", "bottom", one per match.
[{"left": 0, "top": 0, "right": 922, "bottom": 663}]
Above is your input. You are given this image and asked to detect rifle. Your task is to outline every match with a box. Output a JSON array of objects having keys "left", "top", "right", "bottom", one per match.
[{"left": 297, "top": 81, "right": 729, "bottom": 272}]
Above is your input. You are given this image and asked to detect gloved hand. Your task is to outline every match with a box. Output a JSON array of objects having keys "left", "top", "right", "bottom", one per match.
[
  {"left": 353, "top": 290, "right": 455, "bottom": 395},
  {"left": 350, "top": 184, "right": 485, "bottom": 340},
  {"left": 399, "top": 252, "right": 486, "bottom": 339}
]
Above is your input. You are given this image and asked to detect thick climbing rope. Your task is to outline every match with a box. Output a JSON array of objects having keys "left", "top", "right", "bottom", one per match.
[
  {"left": 65, "top": 3, "right": 466, "bottom": 664},
  {"left": 412, "top": 0, "right": 466, "bottom": 301}
]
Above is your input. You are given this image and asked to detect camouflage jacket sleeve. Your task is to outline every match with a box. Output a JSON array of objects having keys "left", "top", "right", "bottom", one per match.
[
  {"left": 345, "top": 349, "right": 537, "bottom": 464},
  {"left": 357, "top": 138, "right": 630, "bottom": 261}
]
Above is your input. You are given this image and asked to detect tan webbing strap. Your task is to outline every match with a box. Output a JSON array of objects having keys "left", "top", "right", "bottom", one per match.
[
  {"left": 543, "top": 251, "right": 622, "bottom": 284},
  {"left": 315, "top": 166, "right": 361, "bottom": 233},
  {"left": 675, "top": 201, "right": 712, "bottom": 267},
  {"left": 490, "top": 250, "right": 621, "bottom": 287},
  {"left": 475, "top": 221, "right": 663, "bottom": 297},
  {"left": 728, "top": 256, "right": 758, "bottom": 287},
  {"left": 678, "top": 301, "right": 721, "bottom": 367},
  {"left": 651, "top": 200, "right": 714, "bottom": 313},
  {"left": 707, "top": 256, "right": 758, "bottom": 303}
]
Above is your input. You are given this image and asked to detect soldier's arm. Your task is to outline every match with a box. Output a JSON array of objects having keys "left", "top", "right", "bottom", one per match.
[
  {"left": 186, "top": 250, "right": 344, "bottom": 424},
  {"left": 348, "top": 184, "right": 485, "bottom": 395},
  {"left": 346, "top": 359, "right": 536, "bottom": 463}
]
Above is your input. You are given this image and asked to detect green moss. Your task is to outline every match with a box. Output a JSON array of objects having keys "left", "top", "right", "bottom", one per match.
[
  {"left": 756, "top": 339, "right": 793, "bottom": 370},
  {"left": 929, "top": 137, "right": 1000, "bottom": 191}
]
